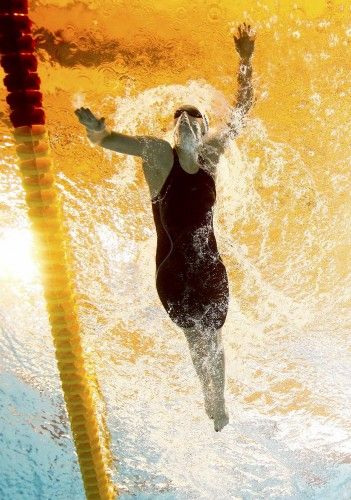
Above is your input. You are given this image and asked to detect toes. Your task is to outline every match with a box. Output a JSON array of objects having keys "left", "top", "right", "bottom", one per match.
[{"left": 213, "top": 409, "right": 229, "bottom": 431}]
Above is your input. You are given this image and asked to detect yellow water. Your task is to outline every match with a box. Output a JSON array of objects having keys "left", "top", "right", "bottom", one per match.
[{"left": 0, "top": 0, "right": 350, "bottom": 498}]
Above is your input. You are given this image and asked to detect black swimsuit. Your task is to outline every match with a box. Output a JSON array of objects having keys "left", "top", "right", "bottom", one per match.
[{"left": 151, "top": 148, "right": 229, "bottom": 331}]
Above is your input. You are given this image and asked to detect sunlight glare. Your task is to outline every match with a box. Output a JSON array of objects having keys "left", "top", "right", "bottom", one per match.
[{"left": 0, "top": 228, "right": 39, "bottom": 283}]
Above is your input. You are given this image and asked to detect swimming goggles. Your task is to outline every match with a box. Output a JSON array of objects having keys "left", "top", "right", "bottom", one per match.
[{"left": 174, "top": 106, "right": 203, "bottom": 119}]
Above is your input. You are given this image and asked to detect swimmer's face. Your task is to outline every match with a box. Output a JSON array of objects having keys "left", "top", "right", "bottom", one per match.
[
  {"left": 173, "top": 106, "right": 208, "bottom": 148},
  {"left": 174, "top": 112, "right": 203, "bottom": 136}
]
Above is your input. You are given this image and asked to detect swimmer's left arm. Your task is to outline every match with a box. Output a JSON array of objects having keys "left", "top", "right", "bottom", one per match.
[
  {"left": 204, "top": 24, "right": 255, "bottom": 158},
  {"left": 233, "top": 23, "right": 255, "bottom": 118},
  {"left": 224, "top": 23, "right": 256, "bottom": 139}
]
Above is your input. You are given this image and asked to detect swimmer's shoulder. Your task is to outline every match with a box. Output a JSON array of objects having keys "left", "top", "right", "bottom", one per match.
[
  {"left": 203, "top": 132, "right": 227, "bottom": 162},
  {"left": 142, "top": 137, "right": 173, "bottom": 169},
  {"left": 197, "top": 133, "right": 227, "bottom": 177},
  {"left": 100, "top": 131, "right": 173, "bottom": 164},
  {"left": 141, "top": 139, "right": 174, "bottom": 198}
]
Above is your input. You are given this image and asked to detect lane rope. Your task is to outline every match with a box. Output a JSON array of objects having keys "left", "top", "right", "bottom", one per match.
[{"left": 0, "top": 2, "right": 117, "bottom": 498}]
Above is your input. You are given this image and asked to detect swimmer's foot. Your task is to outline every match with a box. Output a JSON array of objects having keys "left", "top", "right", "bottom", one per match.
[
  {"left": 204, "top": 393, "right": 214, "bottom": 419},
  {"left": 213, "top": 402, "right": 229, "bottom": 432}
]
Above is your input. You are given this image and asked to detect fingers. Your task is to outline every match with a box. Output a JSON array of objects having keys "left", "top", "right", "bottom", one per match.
[
  {"left": 74, "top": 107, "right": 88, "bottom": 119},
  {"left": 74, "top": 107, "right": 106, "bottom": 133},
  {"left": 74, "top": 109, "right": 86, "bottom": 123},
  {"left": 235, "top": 22, "right": 256, "bottom": 40},
  {"left": 82, "top": 107, "right": 94, "bottom": 118},
  {"left": 75, "top": 107, "right": 93, "bottom": 116},
  {"left": 235, "top": 24, "right": 246, "bottom": 40},
  {"left": 74, "top": 107, "right": 97, "bottom": 124}
]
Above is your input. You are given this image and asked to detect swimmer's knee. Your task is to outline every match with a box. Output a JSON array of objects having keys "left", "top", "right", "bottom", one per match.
[
  {"left": 183, "top": 327, "right": 202, "bottom": 348},
  {"left": 182, "top": 326, "right": 218, "bottom": 352}
]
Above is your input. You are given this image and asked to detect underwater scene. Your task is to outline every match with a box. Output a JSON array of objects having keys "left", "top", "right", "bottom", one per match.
[{"left": 1, "top": 0, "right": 350, "bottom": 498}]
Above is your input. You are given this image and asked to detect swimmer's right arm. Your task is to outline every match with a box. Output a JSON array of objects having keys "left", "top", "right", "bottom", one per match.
[
  {"left": 74, "top": 107, "right": 158, "bottom": 157},
  {"left": 99, "top": 130, "right": 145, "bottom": 156}
]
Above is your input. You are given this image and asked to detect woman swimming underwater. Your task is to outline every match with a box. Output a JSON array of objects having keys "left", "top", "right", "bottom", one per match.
[{"left": 75, "top": 23, "right": 255, "bottom": 432}]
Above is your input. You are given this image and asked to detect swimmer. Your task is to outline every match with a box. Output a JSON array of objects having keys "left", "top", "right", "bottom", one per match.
[{"left": 75, "top": 23, "right": 255, "bottom": 432}]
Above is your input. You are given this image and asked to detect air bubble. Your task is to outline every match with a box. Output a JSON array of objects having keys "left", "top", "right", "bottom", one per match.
[{"left": 310, "top": 93, "right": 322, "bottom": 106}]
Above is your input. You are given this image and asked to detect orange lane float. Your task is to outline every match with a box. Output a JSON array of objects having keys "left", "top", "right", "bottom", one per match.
[{"left": 0, "top": 1, "right": 116, "bottom": 498}]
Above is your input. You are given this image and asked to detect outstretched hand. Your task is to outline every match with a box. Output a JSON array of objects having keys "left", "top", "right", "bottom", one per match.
[
  {"left": 233, "top": 23, "right": 255, "bottom": 60},
  {"left": 74, "top": 107, "right": 106, "bottom": 131}
]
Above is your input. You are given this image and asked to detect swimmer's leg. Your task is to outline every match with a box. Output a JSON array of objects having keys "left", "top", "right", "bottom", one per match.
[
  {"left": 208, "top": 328, "right": 229, "bottom": 432},
  {"left": 182, "top": 326, "right": 215, "bottom": 419}
]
